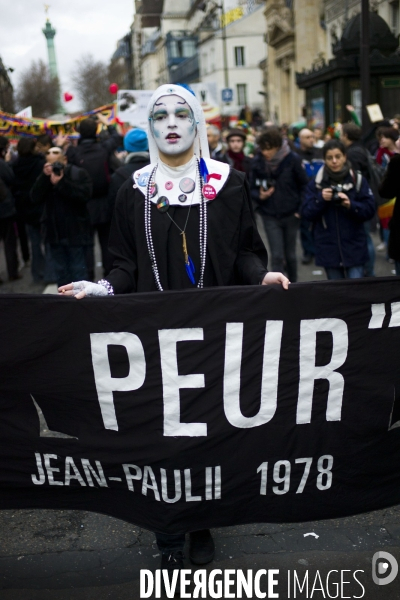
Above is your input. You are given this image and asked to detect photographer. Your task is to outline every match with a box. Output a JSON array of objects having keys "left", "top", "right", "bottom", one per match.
[
  {"left": 250, "top": 128, "right": 308, "bottom": 282},
  {"left": 31, "top": 150, "right": 92, "bottom": 287},
  {"left": 302, "top": 139, "right": 375, "bottom": 280}
]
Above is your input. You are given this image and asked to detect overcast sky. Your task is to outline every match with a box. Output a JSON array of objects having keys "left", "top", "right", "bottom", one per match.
[{"left": 0, "top": 0, "right": 134, "bottom": 113}]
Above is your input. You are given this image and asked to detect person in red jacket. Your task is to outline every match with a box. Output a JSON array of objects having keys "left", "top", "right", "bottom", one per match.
[{"left": 376, "top": 126, "right": 399, "bottom": 168}]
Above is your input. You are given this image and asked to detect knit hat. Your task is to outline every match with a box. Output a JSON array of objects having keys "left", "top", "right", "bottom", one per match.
[
  {"left": 146, "top": 84, "right": 210, "bottom": 164},
  {"left": 226, "top": 128, "right": 247, "bottom": 142},
  {"left": 124, "top": 128, "right": 149, "bottom": 152}
]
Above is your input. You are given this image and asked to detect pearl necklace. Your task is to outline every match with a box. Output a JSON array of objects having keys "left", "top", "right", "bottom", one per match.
[{"left": 144, "top": 158, "right": 207, "bottom": 292}]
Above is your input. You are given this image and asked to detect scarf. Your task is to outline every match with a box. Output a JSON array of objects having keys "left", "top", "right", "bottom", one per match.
[
  {"left": 324, "top": 162, "right": 351, "bottom": 184},
  {"left": 265, "top": 138, "right": 291, "bottom": 173},
  {"left": 227, "top": 149, "right": 245, "bottom": 172}
]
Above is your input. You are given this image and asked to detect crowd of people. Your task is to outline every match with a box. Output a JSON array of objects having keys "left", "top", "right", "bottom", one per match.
[
  {"left": 0, "top": 82, "right": 398, "bottom": 586},
  {"left": 0, "top": 105, "right": 399, "bottom": 287},
  {"left": 207, "top": 113, "right": 400, "bottom": 282}
]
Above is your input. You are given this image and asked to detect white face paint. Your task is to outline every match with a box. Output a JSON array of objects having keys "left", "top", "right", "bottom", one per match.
[{"left": 150, "top": 94, "right": 197, "bottom": 156}]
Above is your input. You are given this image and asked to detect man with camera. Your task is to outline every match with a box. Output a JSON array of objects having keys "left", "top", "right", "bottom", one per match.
[
  {"left": 250, "top": 128, "right": 308, "bottom": 282},
  {"left": 31, "top": 148, "right": 92, "bottom": 287},
  {"left": 301, "top": 139, "right": 375, "bottom": 280}
]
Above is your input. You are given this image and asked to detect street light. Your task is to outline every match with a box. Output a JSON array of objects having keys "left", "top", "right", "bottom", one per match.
[
  {"left": 360, "top": 0, "right": 370, "bottom": 135},
  {"left": 217, "top": 0, "right": 230, "bottom": 90},
  {"left": 197, "top": 1, "right": 230, "bottom": 113}
]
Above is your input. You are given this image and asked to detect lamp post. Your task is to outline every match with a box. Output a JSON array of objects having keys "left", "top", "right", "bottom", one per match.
[
  {"left": 360, "top": 0, "right": 370, "bottom": 135},
  {"left": 197, "top": 1, "right": 231, "bottom": 123},
  {"left": 220, "top": 0, "right": 229, "bottom": 90}
]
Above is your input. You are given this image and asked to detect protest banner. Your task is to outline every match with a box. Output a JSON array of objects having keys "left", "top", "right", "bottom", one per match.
[
  {"left": 0, "top": 104, "right": 118, "bottom": 139},
  {"left": 0, "top": 280, "right": 400, "bottom": 534},
  {"left": 116, "top": 90, "right": 154, "bottom": 127}
]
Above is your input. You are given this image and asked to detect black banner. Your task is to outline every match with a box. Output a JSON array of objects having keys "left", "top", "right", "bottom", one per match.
[{"left": 1, "top": 279, "right": 400, "bottom": 534}]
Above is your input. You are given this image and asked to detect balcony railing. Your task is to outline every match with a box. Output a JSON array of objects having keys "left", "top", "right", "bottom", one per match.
[{"left": 170, "top": 54, "right": 200, "bottom": 84}]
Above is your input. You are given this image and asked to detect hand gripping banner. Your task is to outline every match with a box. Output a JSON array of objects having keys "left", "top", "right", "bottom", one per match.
[{"left": 0, "top": 279, "right": 400, "bottom": 534}]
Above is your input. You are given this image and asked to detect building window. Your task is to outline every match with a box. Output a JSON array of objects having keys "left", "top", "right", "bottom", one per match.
[
  {"left": 237, "top": 83, "right": 247, "bottom": 106},
  {"left": 210, "top": 48, "right": 215, "bottom": 72},
  {"left": 390, "top": 1, "right": 399, "bottom": 36},
  {"left": 351, "top": 89, "right": 362, "bottom": 124},
  {"left": 168, "top": 38, "right": 197, "bottom": 59},
  {"left": 182, "top": 39, "right": 196, "bottom": 57},
  {"left": 202, "top": 53, "right": 208, "bottom": 75},
  {"left": 170, "top": 41, "right": 179, "bottom": 59},
  {"left": 235, "top": 46, "right": 245, "bottom": 67}
]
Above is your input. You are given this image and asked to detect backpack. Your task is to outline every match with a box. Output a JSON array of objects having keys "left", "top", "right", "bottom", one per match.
[{"left": 351, "top": 145, "right": 386, "bottom": 206}]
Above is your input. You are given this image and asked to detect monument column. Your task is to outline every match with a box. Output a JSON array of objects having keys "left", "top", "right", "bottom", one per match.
[{"left": 42, "top": 6, "right": 64, "bottom": 113}]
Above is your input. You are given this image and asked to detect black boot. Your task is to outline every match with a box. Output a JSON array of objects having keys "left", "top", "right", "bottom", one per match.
[
  {"left": 189, "top": 529, "right": 215, "bottom": 565},
  {"left": 161, "top": 550, "right": 185, "bottom": 597}
]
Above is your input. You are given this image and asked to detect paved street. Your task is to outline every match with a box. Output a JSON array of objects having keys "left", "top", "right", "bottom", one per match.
[{"left": 0, "top": 233, "right": 399, "bottom": 599}]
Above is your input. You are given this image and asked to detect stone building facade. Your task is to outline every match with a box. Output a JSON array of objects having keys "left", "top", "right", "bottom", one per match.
[
  {"left": 262, "top": 0, "right": 400, "bottom": 124},
  {"left": 130, "top": 0, "right": 267, "bottom": 114}
]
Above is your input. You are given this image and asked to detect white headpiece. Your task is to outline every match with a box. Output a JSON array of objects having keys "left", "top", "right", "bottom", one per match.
[{"left": 146, "top": 84, "right": 210, "bottom": 165}]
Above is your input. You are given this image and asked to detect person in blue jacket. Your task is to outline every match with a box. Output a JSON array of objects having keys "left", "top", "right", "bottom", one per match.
[{"left": 301, "top": 139, "right": 376, "bottom": 280}]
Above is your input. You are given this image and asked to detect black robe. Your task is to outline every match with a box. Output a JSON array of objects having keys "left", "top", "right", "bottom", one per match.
[{"left": 106, "top": 168, "right": 269, "bottom": 293}]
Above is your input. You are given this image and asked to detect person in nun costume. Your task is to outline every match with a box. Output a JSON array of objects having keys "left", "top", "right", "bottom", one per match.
[{"left": 59, "top": 84, "right": 289, "bottom": 581}]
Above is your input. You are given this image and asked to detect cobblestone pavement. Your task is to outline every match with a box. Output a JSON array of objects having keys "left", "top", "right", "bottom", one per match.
[{"left": 0, "top": 232, "right": 399, "bottom": 599}]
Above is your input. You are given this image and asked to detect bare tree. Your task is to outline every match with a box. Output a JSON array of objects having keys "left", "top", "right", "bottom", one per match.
[
  {"left": 0, "top": 57, "right": 14, "bottom": 113},
  {"left": 72, "top": 54, "right": 110, "bottom": 111},
  {"left": 108, "top": 59, "right": 129, "bottom": 90},
  {"left": 15, "top": 60, "right": 60, "bottom": 117}
]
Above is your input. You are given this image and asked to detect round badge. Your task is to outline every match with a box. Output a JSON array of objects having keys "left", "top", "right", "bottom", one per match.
[
  {"left": 138, "top": 172, "right": 150, "bottom": 187},
  {"left": 157, "top": 196, "right": 170, "bottom": 213},
  {"left": 149, "top": 184, "right": 158, "bottom": 198},
  {"left": 165, "top": 181, "right": 174, "bottom": 191},
  {"left": 178, "top": 194, "right": 187, "bottom": 203},
  {"left": 179, "top": 177, "right": 196, "bottom": 194},
  {"left": 202, "top": 184, "right": 217, "bottom": 201}
]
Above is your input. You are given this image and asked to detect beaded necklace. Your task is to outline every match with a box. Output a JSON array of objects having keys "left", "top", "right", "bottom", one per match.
[{"left": 144, "top": 158, "right": 207, "bottom": 292}]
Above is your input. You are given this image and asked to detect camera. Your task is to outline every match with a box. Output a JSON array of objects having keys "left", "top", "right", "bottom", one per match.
[
  {"left": 52, "top": 162, "right": 64, "bottom": 176},
  {"left": 331, "top": 184, "right": 344, "bottom": 204},
  {"left": 256, "top": 178, "right": 276, "bottom": 191}
]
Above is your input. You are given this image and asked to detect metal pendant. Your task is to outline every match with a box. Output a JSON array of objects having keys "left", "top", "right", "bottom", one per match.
[
  {"left": 157, "top": 196, "right": 170, "bottom": 212},
  {"left": 179, "top": 177, "right": 196, "bottom": 194}
]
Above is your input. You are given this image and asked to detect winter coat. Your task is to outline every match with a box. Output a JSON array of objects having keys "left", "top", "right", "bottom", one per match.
[
  {"left": 12, "top": 153, "right": 45, "bottom": 224},
  {"left": 108, "top": 152, "right": 150, "bottom": 214},
  {"left": 210, "top": 144, "right": 230, "bottom": 165},
  {"left": 294, "top": 147, "right": 324, "bottom": 179},
  {"left": 66, "top": 126, "right": 123, "bottom": 225},
  {"left": 0, "top": 159, "right": 16, "bottom": 219},
  {"left": 225, "top": 151, "right": 252, "bottom": 178},
  {"left": 301, "top": 167, "right": 376, "bottom": 268},
  {"left": 31, "top": 165, "right": 92, "bottom": 246},
  {"left": 250, "top": 151, "right": 308, "bottom": 217},
  {"left": 345, "top": 143, "right": 371, "bottom": 182},
  {"left": 379, "top": 154, "right": 400, "bottom": 261}
]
